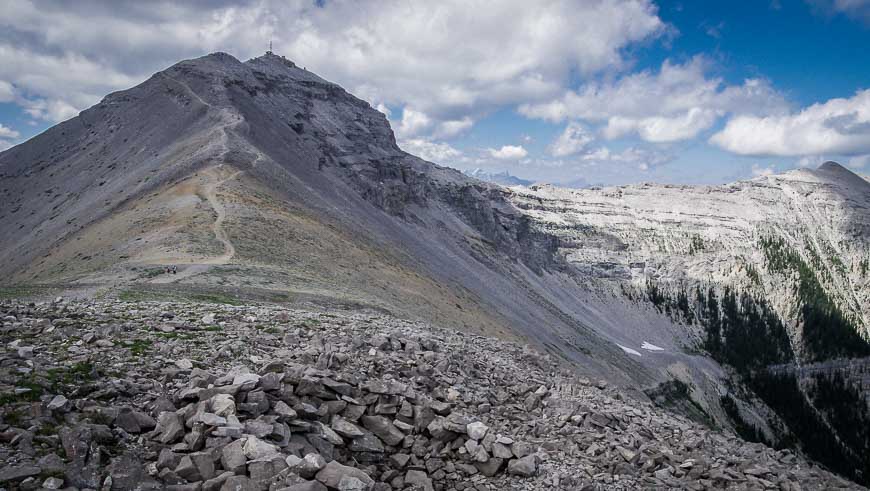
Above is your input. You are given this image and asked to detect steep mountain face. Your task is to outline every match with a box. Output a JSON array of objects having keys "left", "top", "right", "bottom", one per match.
[
  {"left": 2, "top": 52, "right": 870, "bottom": 484},
  {"left": 509, "top": 164, "right": 870, "bottom": 358},
  {"left": 0, "top": 53, "right": 665, "bottom": 392},
  {"left": 509, "top": 163, "right": 870, "bottom": 481}
]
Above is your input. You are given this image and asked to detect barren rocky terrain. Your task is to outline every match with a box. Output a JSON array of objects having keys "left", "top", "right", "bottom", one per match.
[
  {"left": 0, "top": 297, "right": 857, "bottom": 490},
  {"left": 1, "top": 52, "right": 870, "bottom": 488}
]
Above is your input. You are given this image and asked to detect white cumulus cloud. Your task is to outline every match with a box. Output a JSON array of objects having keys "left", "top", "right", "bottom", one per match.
[
  {"left": 0, "top": 124, "right": 20, "bottom": 140},
  {"left": 550, "top": 122, "right": 594, "bottom": 156},
  {"left": 847, "top": 154, "right": 870, "bottom": 169},
  {"left": 398, "top": 138, "right": 463, "bottom": 164},
  {"left": 0, "top": 0, "right": 666, "bottom": 132},
  {"left": 578, "top": 145, "right": 673, "bottom": 171},
  {"left": 489, "top": 145, "right": 528, "bottom": 160},
  {"left": 520, "top": 57, "right": 787, "bottom": 143},
  {"left": 0, "top": 80, "right": 14, "bottom": 102},
  {"left": 710, "top": 89, "right": 870, "bottom": 156},
  {"left": 434, "top": 117, "right": 473, "bottom": 139},
  {"left": 397, "top": 107, "right": 432, "bottom": 138},
  {"left": 751, "top": 164, "right": 776, "bottom": 177},
  {"left": 603, "top": 107, "right": 720, "bottom": 142},
  {"left": 808, "top": 0, "right": 870, "bottom": 23}
]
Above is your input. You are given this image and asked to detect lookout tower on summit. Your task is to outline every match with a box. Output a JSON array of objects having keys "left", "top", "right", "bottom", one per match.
[{"left": 262, "top": 42, "right": 304, "bottom": 70}]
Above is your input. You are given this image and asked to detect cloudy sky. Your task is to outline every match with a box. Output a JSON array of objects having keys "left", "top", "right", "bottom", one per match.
[{"left": 1, "top": 0, "right": 869, "bottom": 185}]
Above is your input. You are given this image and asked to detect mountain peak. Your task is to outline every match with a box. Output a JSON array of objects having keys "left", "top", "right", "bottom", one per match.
[
  {"left": 818, "top": 160, "right": 847, "bottom": 172},
  {"left": 202, "top": 51, "right": 240, "bottom": 63},
  {"left": 248, "top": 51, "right": 297, "bottom": 68},
  {"left": 179, "top": 51, "right": 244, "bottom": 71},
  {"left": 244, "top": 51, "right": 335, "bottom": 86},
  {"left": 813, "top": 160, "right": 870, "bottom": 190}
]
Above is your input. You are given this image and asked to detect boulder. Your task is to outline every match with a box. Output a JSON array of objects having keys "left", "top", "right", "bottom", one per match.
[
  {"left": 175, "top": 451, "right": 215, "bottom": 482},
  {"left": 286, "top": 453, "right": 327, "bottom": 479},
  {"left": 210, "top": 394, "right": 237, "bottom": 417},
  {"left": 0, "top": 465, "right": 41, "bottom": 483},
  {"left": 404, "top": 470, "right": 434, "bottom": 491},
  {"left": 337, "top": 476, "right": 368, "bottom": 491},
  {"left": 466, "top": 421, "right": 489, "bottom": 441},
  {"left": 348, "top": 432, "right": 385, "bottom": 453},
  {"left": 156, "top": 412, "right": 186, "bottom": 444},
  {"left": 331, "top": 417, "right": 365, "bottom": 438},
  {"left": 315, "top": 460, "right": 374, "bottom": 490},
  {"left": 360, "top": 416, "right": 404, "bottom": 446},
  {"left": 248, "top": 456, "right": 287, "bottom": 485},
  {"left": 281, "top": 481, "right": 328, "bottom": 491},
  {"left": 47, "top": 394, "right": 69, "bottom": 411},
  {"left": 273, "top": 400, "right": 298, "bottom": 420},
  {"left": 475, "top": 457, "right": 504, "bottom": 477},
  {"left": 221, "top": 439, "right": 247, "bottom": 474},
  {"left": 242, "top": 436, "right": 280, "bottom": 461},
  {"left": 507, "top": 454, "right": 538, "bottom": 477},
  {"left": 220, "top": 475, "right": 258, "bottom": 491}
]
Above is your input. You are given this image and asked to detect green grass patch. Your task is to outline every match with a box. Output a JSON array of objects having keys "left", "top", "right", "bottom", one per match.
[
  {"left": 117, "top": 289, "right": 159, "bottom": 302},
  {"left": 0, "top": 386, "right": 42, "bottom": 405},
  {"left": 0, "top": 285, "right": 46, "bottom": 299},
  {"left": 2, "top": 408, "right": 26, "bottom": 426},
  {"left": 187, "top": 292, "right": 244, "bottom": 305},
  {"left": 39, "top": 470, "right": 65, "bottom": 481},
  {"left": 36, "top": 422, "right": 59, "bottom": 436},
  {"left": 154, "top": 331, "right": 197, "bottom": 340},
  {"left": 645, "top": 379, "right": 715, "bottom": 428},
  {"left": 121, "top": 338, "right": 152, "bottom": 356},
  {"left": 45, "top": 361, "right": 96, "bottom": 387},
  {"left": 137, "top": 267, "right": 165, "bottom": 279},
  {"left": 266, "top": 292, "right": 293, "bottom": 303},
  {"left": 92, "top": 411, "right": 115, "bottom": 426},
  {"left": 255, "top": 325, "right": 280, "bottom": 334},
  {"left": 118, "top": 288, "right": 243, "bottom": 306},
  {"left": 0, "top": 361, "right": 100, "bottom": 406}
]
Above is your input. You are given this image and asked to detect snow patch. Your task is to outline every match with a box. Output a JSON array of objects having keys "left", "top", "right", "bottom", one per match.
[
  {"left": 641, "top": 342, "right": 664, "bottom": 351},
  {"left": 617, "top": 344, "right": 642, "bottom": 356}
]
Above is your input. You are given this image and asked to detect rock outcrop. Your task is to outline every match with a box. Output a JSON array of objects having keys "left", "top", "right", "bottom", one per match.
[{"left": 509, "top": 162, "right": 870, "bottom": 350}]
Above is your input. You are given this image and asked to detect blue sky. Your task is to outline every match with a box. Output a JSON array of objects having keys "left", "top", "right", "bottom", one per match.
[
  {"left": 653, "top": 1, "right": 870, "bottom": 103},
  {"left": 1, "top": 0, "right": 869, "bottom": 186}
]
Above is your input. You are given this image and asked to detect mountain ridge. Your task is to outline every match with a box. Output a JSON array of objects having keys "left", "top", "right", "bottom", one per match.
[
  {"left": 0, "top": 52, "right": 634, "bottom": 385},
  {"left": 3, "top": 52, "right": 870, "bottom": 484}
]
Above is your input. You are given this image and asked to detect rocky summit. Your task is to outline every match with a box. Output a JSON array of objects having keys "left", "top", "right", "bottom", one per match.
[
  {"left": 0, "top": 298, "right": 856, "bottom": 490},
  {"left": 1, "top": 51, "right": 870, "bottom": 489}
]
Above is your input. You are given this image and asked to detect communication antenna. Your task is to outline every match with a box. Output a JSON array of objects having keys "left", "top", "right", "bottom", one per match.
[{"left": 267, "top": 40, "right": 273, "bottom": 55}]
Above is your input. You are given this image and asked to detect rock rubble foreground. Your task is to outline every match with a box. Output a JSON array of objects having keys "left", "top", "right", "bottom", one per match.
[{"left": 0, "top": 298, "right": 859, "bottom": 490}]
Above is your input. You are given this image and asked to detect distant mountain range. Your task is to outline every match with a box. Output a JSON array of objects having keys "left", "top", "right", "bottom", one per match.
[
  {"left": 463, "top": 168, "right": 596, "bottom": 189},
  {"left": 463, "top": 168, "right": 533, "bottom": 186}
]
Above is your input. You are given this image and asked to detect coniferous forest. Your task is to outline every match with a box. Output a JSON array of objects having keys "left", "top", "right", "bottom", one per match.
[
  {"left": 750, "top": 372, "right": 870, "bottom": 484},
  {"left": 759, "top": 236, "right": 870, "bottom": 361},
  {"left": 642, "top": 254, "right": 870, "bottom": 485}
]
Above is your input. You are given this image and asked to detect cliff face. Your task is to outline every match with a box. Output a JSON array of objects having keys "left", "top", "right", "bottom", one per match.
[
  {"left": 509, "top": 162, "right": 870, "bottom": 353},
  {"left": 504, "top": 162, "right": 870, "bottom": 476}
]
